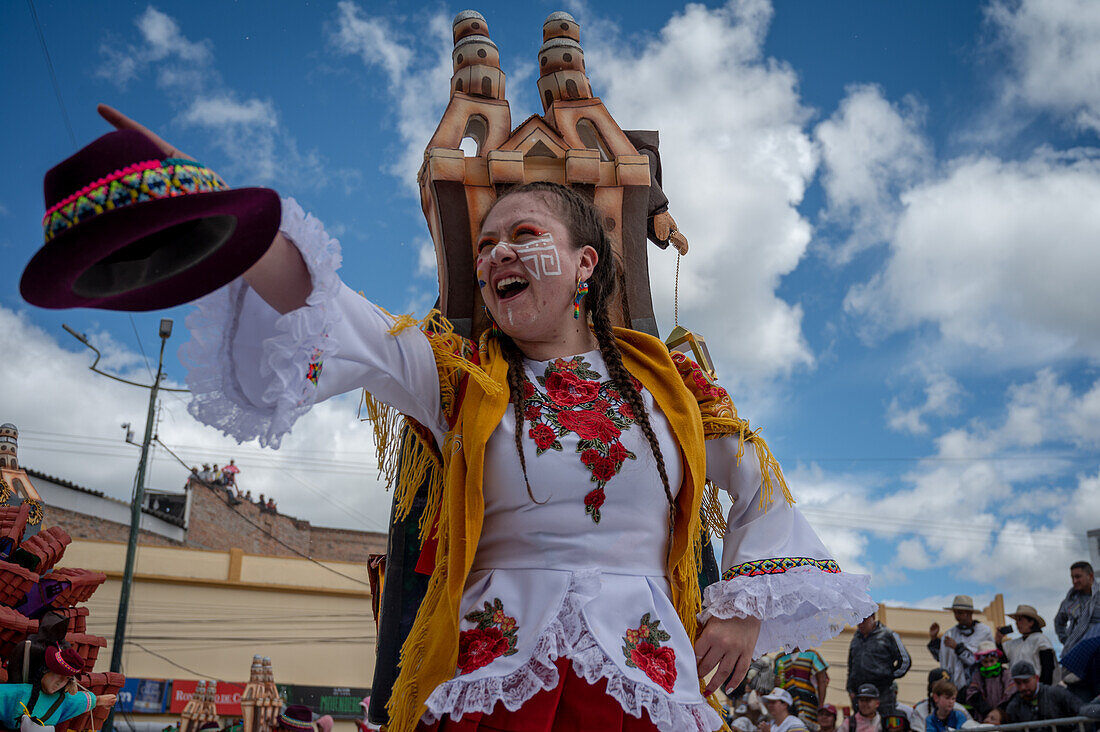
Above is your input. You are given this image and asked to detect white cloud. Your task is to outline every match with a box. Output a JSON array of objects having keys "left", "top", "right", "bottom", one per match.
[
  {"left": 96, "top": 7, "right": 337, "bottom": 189},
  {"left": 181, "top": 97, "right": 278, "bottom": 128},
  {"left": 329, "top": 2, "right": 457, "bottom": 192},
  {"left": 0, "top": 306, "right": 391, "bottom": 533},
  {"left": 887, "top": 371, "right": 963, "bottom": 435},
  {"left": 815, "top": 84, "right": 932, "bottom": 263},
  {"left": 987, "top": 0, "right": 1100, "bottom": 133},
  {"left": 578, "top": 0, "right": 816, "bottom": 381},
  {"left": 846, "top": 149, "right": 1100, "bottom": 363},
  {"left": 415, "top": 238, "right": 438, "bottom": 278}
]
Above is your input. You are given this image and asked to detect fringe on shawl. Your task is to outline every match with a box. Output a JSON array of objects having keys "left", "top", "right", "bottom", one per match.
[
  {"left": 699, "top": 415, "right": 794, "bottom": 537},
  {"left": 358, "top": 307, "right": 501, "bottom": 541}
]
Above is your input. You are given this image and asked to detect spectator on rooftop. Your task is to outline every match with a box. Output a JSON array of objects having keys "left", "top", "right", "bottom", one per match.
[
  {"left": 244, "top": 489, "right": 252, "bottom": 501},
  {"left": 966, "top": 641, "right": 1014, "bottom": 720},
  {"left": 848, "top": 609, "right": 910, "bottom": 714},
  {"left": 199, "top": 464, "right": 213, "bottom": 482},
  {"left": 758, "top": 688, "right": 808, "bottom": 732},
  {"left": 925, "top": 680, "right": 966, "bottom": 732},
  {"left": 908, "top": 669, "right": 971, "bottom": 732},
  {"left": 817, "top": 704, "right": 838, "bottom": 732},
  {"left": 1004, "top": 660, "right": 1081, "bottom": 727},
  {"left": 928, "top": 595, "right": 993, "bottom": 691},
  {"left": 1055, "top": 561, "right": 1100, "bottom": 700},
  {"left": 998, "top": 604, "right": 1055, "bottom": 685},
  {"left": 775, "top": 647, "right": 829, "bottom": 727}
]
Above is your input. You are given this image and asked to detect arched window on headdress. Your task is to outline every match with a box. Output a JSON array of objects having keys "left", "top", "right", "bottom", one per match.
[
  {"left": 576, "top": 118, "right": 612, "bottom": 162},
  {"left": 460, "top": 114, "right": 488, "bottom": 158}
]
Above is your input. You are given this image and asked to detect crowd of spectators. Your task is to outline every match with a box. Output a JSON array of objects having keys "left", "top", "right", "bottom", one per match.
[
  {"left": 188, "top": 459, "right": 280, "bottom": 513},
  {"left": 718, "top": 561, "right": 1100, "bottom": 732}
]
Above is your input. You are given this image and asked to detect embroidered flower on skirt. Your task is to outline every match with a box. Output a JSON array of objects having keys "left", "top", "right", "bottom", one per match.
[
  {"left": 457, "top": 598, "right": 520, "bottom": 675},
  {"left": 522, "top": 356, "right": 638, "bottom": 524},
  {"left": 621, "top": 612, "right": 677, "bottom": 693}
]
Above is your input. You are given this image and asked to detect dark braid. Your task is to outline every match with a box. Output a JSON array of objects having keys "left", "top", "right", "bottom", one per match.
[
  {"left": 500, "top": 333, "right": 545, "bottom": 503},
  {"left": 484, "top": 182, "right": 675, "bottom": 532}
]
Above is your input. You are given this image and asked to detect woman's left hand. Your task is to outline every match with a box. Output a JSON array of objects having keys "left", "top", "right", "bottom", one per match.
[{"left": 695, "top": 614, "right": 761, "bottom": 696}]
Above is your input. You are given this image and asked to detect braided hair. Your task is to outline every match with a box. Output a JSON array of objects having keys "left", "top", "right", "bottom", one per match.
[{"left": 483, "top": 182, "right": 676, "bottom": 534}]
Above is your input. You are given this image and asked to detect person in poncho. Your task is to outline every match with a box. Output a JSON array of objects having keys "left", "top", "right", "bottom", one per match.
[
  {"left": 97, "top": 106, "right": 874, "bottom": 732},
  {"left": 0, "top": 645, "right": 116, "bottom": 729}
]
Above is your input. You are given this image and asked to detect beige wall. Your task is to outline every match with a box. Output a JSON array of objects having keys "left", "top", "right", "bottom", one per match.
[
  {"left": 65, "top": 539, "right": 375, "bottom": 730},
  {"left": 815, "top": 597, "right": 1006, "bottom": 712}
]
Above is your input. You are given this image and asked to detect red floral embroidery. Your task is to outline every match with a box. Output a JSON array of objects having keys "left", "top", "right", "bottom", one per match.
[
  {"left": 622, "top": 613, "right": 677, "bottom": 693},
  {"left": 457, "top": 598, "right": 519, "bottom": 675},
  {"left": 523, "top": 356, "right": 637, "bottom": 524}
]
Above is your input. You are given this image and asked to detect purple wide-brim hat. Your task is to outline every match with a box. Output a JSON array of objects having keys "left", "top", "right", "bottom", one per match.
[{"left": 21, "top": 129, "right": 280, "bottom": 311}]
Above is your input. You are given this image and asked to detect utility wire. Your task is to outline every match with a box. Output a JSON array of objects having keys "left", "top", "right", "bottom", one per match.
[
  {"left": 26, "top": 0, "right": 76, "bottom": 149},
  {"left": 154, "top": 437, "right": 374, "bottom": 588},
  {"left": 129, "top": 315, "right": 155, "bottom": 382}
]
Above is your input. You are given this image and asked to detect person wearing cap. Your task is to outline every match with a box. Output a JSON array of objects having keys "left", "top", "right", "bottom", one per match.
[
  {"left": 1004, "top": 660, "right": 1081, "bottom": 726},
  {"left": 817, "top": 703, "right": 838, "bottom": 732},
  {"left": 842, "top": 684, "right": 911, "bottom": 732},
  {"left": 927, "top": 595, "right": 993, "bottom": 690},
  {"left": 0, "top": 645, "right": 116, "bottom": 729},
  {"left": 925, "top": 680, "right": 967, "bottom": 732},
  {"left": 847, "top": 610, "right": 911, "bottom": 714},
  {"left": 907, "top": 668, "right": 971, "bottom": 732},
  {"left": 997, "top": 604, "right": 1055, "bottom": 685},
  {"left": 759, "top": 688, "right": 809, "bottom": 732},
  {"left": 965, "top": 641, "right": 1014, "bottom": 719},
  {"left": 1054, "top": 561, "right": 1100, "bottom": 699}
]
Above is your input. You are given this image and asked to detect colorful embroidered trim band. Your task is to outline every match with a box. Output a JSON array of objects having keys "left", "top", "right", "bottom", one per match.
[
  {"left": 306, "top": 348, "right": 323, "bottom": 386},
  {"left": 49, "top": 646, "right": 82, "bottom": 674},
  {"left": 42, "top": 158, "right": 228, "bottom": 242},
  {"left": 278, "top": 713, "right": 315, "bottom": 731},
  {"left": 722, "top": 557, "right": 841, "bottom": 581}
]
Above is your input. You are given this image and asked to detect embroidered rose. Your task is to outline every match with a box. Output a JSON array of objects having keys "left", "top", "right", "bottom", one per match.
[
  {"left": 459, "top": 598, "right": 519, "bottom": 675},
  {"left": 523, "top": 356, "right": 638, "bottom": 524},
  {"left": 557, "top": 410, "right": 620, "bottom": 442},
  {"left": 457, "top": 626, "right": 509, "bottom": 674},
  {"left": 590, "top": 456, "right": 617, "bottom": 482},
  {"left": 618, "top": 402, "right": 634, "bottom": 420},
  {"left": 622, "top": 613, "right": 676, "bottom": 693},
  {"left": 630, "top": 642, "right": 677, "bottom": 693},
  {"left": 544, "top": 371, "right": 600, "bottom": 407},
  {"left": 529, "top": 424, "right": 558, "bottom": 451}
]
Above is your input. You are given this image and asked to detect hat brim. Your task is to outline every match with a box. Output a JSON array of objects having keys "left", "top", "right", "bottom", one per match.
[
  {"left": 943, "top": 606, "right": 979, "bottom": 612},
  {"left": 1007, "top": 613, "right": 1046, "bottom": 628},
  {"left": 21, "top": 188, "right": 280, "bottom": 311}
]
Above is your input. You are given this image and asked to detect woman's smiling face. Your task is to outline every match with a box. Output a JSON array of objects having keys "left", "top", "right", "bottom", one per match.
[{"left": 476, "top": 192, "right": 596, "bottom": 343}]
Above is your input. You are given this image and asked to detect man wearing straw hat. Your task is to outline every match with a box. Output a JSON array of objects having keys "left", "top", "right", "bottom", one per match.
[
  {"left": 998, "top": 604, "right": 1055, "bottom": 685},
  {"left": 927, "top": 595, "right": 993, "bottom": 690}
]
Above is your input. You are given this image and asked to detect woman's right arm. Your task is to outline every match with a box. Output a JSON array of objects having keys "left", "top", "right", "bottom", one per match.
[{"left": 99, "top": 106, "right": 448, "bottom": 449}]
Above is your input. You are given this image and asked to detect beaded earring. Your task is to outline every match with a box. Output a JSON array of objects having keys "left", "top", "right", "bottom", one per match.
[{"left": 573, "top": 280, "right": 589, "bottom": 320}]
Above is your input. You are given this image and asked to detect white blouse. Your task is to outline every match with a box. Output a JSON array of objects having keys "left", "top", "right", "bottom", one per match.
[{"left": 180, "top": 198, "right": 875, "bottom": 732}]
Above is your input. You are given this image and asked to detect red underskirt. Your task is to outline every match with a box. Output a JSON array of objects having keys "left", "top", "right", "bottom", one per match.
[{"left": 416, "top": 657, "right": 662, "bottom": 731}]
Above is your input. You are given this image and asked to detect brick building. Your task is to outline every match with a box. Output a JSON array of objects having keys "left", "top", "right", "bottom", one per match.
[{"left": 10, "top": 423, "right": 387, "bottom": 562}]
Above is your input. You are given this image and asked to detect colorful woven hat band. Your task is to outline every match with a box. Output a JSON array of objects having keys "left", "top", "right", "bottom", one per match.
[
  {"left": 42, "top": 158, "right": 228, "bottom": 243},
  {"left": 44, "top": 645, "right": 85, "bottom": 676},
  {"left": 278, "top": 712, "right": 315, "bottom": 731}
]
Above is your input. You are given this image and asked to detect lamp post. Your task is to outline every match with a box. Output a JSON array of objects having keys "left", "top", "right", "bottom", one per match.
[{"left": 65, "top": 319, "right": 183, "bottom": 732}]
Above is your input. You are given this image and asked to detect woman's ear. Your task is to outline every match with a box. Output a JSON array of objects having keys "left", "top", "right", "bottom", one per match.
[{"left": 578, "top": 245, "right": 598, "bottom": 281}]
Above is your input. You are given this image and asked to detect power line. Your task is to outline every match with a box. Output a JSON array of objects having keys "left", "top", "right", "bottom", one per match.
[
  {"left": 154, "top": 437, "right": 375, "bottom": 588},
  {"left": 26, "top": 0, "right": 76, "bottom": 149},
  {"left": 129, "top": 315, "right": 156, "bottom": 382}
]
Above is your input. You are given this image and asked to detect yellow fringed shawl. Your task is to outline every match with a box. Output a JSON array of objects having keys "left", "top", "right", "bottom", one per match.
[{"left": 361, "top": 313, "right": 791, "bottom": 732}]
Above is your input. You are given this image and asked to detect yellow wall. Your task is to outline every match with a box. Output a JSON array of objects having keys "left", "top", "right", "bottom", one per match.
[{"left": 64, "top": 539, "right": 375, "bottom": 730}]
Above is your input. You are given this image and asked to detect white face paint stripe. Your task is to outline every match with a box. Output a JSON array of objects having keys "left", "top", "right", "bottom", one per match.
[{"left": 477, "top": 233, "right": 563, "bottom": 285}]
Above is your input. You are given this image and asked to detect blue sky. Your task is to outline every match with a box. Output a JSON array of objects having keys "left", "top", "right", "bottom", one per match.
[{"left": 3, "top": 0, "right": 1099, "bottom": 630}]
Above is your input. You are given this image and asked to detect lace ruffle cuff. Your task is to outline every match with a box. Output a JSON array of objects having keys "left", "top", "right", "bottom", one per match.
[
  {"left": 698, "top": 562, "right": 875, "bottom": 657},
  {"left": 182, "top": 196, "right": 343, "bottom": 449}
]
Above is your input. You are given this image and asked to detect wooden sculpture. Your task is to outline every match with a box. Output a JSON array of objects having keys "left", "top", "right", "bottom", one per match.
[
  {"left": 0, "top": 423, "right": 121, "bottom": 732},
  {"left": 179, "top": 680, "right": 220, "bottom": 732},
  {"left": 418, "top": 10, "right": 688, "bottom": 340},
  {"left": 240, "top": 655, "right": 282, "bottom": 732}
]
